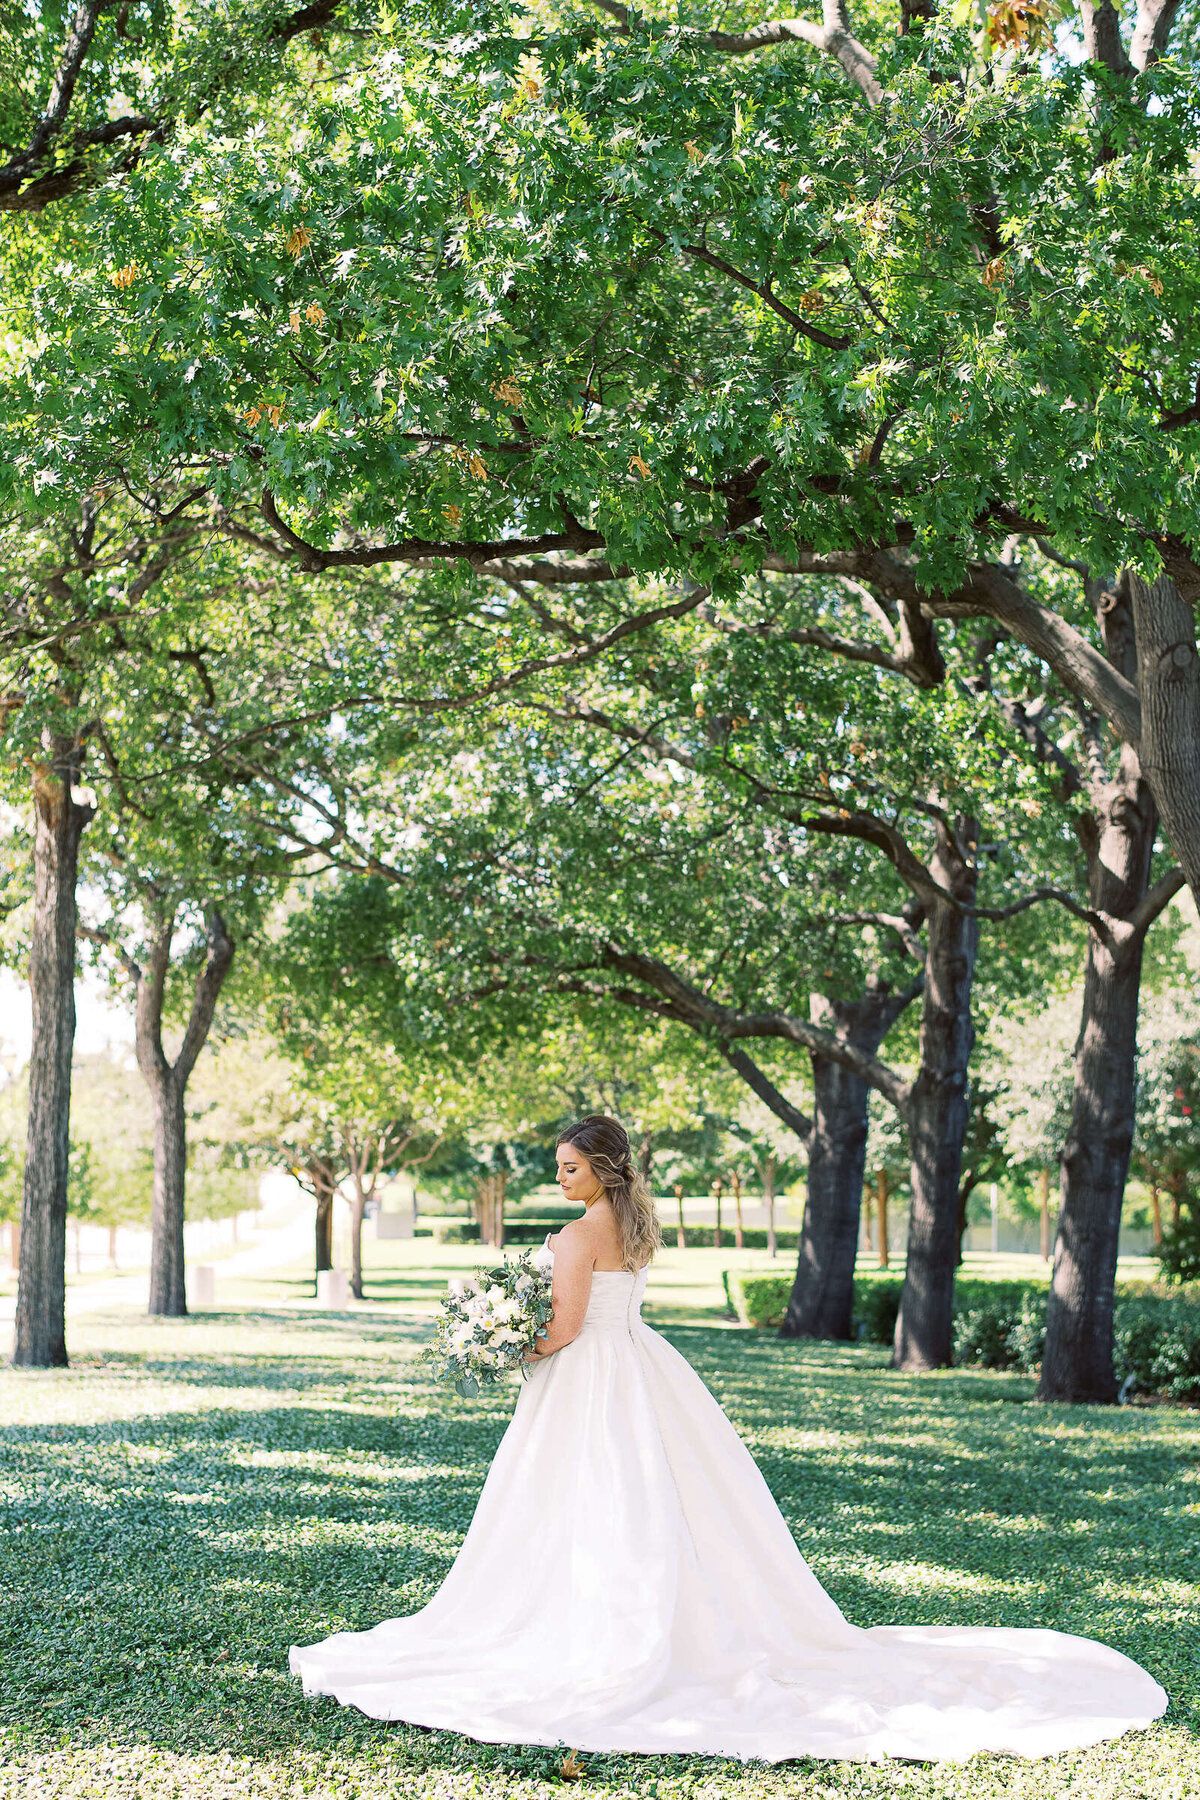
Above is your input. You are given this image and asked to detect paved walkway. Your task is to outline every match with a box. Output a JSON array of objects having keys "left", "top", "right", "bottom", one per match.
[{"left": 0, "top": 1204, "right": 313, "bottom": 1326}]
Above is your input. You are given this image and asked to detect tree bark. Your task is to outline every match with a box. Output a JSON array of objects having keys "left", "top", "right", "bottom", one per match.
[
  {"left": 1041, "top": 578, "right": 1163, "bottom": 1404},
  {"left": 763, "top": 1156, "right": 777, "bottom": 1258},
  {"left": 314, "top": 1180, "right": 334, "bottom": 1273},
  {"left": 712, "top": 1179, "right": 723, "bottom": 1248},
  {"left": 781, "top": 984, "right": 914, "bottom": 1339},
  {"left": 893, "top": 821, "right": 980, "bottom": 1372},
  {"left": 1149, "top": 1179, "right": 1162, "bottom": 1247},
  {"left": 495, "top": 1168, "right": 507, "bottom": 1249},
  {"left": 877, "top": 1169, "right": 890, "bottom": 1269},
  {"left": 348, "top": 1186, "right": 368, "bottom": 1300},
  {"left": 146, "top": 1076, "right": 188, "bottom": 1315},
  {"left": 732, "top": 1169, "right": 745, "bottom": 1248},
  {"left": 1040, "top": 926, "right": 1146, "bottom": 1400},
  {"left": 675, "top": 1182, "right": 686, "bottom": 1249},
  {"left": 135, "top": 905, "right": 236, "bottom": 1318},
  {"left": 1130, "top": 571, "right": 1200, "bottom": 914},
  {"left": 14, "top": 747, "right": 92, "bottom": 1369}
]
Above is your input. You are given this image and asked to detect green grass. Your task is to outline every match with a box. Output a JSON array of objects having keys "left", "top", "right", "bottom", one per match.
[{"left": 0, "top": 1248, "right": 1195, "bottom": 1800}]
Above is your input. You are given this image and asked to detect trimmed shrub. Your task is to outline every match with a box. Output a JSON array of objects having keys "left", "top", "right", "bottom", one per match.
[
  {"left": 433, "top": 1219, "right": 480, "bottom": 1244},
  {"left": 854, "top": 1279, "right": 904, "bottom": 1346},
  {"left": 725, "top": 1273, "right": 792, "bottom": 1328},
  {"left": 672, "top": 1227, "right": 800, "bottom": 1251},
  {"left": 1114, "top": 1295, "right": 1200, "bottom": 1400}
]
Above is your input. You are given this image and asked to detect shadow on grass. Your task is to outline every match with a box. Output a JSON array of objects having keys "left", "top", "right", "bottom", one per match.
[{"left": 0, "top": 1321, "right": 1193, "bottom": 1769}]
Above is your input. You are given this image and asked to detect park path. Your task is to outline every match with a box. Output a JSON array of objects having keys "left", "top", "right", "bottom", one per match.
[{"left": 0, "top": 1202, "right": 313, "bottom": 1327}]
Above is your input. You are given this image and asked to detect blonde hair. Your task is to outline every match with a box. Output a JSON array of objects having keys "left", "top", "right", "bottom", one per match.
[{"left": 557, "top": 1114, "right": 662, "bottom": 1272}]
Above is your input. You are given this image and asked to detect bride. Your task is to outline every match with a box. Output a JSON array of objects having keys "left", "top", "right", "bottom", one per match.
[{"left": 290, "top": 1114, "right": 1167, "bottom": 1763}]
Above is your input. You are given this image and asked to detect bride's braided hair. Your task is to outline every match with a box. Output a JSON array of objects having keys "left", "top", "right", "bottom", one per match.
[{"left": 557, "top": 1115, "right": 662, "bottom": 1272}]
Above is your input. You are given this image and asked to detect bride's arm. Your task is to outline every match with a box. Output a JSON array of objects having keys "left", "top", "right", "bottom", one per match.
[{"left": 530, "top": 1226, "right": 593, "bottom": 1357}]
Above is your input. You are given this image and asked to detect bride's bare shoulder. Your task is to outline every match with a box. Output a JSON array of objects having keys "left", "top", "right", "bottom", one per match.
[{"left": 554, "top": 1206, "right": 620, "bottom": 1264}]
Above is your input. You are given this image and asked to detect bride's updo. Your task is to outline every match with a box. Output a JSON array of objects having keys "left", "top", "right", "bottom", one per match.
[{"left": 557, "top": 1115, "right": 662, "bottom": 1273}]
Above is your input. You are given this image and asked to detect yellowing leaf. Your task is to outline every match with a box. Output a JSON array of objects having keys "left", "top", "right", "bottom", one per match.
[
  {"left": 305, "top": 301, "right": 327, "bottom": 324},
  {"left": 685, "top": 141, "right": 703, "bottom": 163},
  {"left": 109, "top": 263, "right": 138, "bottom": 289},
  {"left": 981, "top": 254, "right": 1009, "bottom": 288},
  {"left": 443, "top": 503, "right": 462, "bottom": 529},
  {"left": 628, "top": 453, "right": 652, "bottom": 479},
  {"left": 558, "top": 1750, "right": 586, "bottom": 1781},
  {"left": 242, "top": 406, "right": 262, "bottom": 428},
  {"left": 289, "top": 309, "right": 301, "bottom": 333},
  {"left": 493, "top": 378, "right": 523, "bottom": 409},
  {"left": 266, "top": 403, "right": 286, "bottom": 427},
  {"left": 285, "top": 224, "right": 312, "bottom": 257}
]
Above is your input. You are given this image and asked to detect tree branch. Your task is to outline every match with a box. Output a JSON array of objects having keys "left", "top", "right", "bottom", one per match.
[
  {"left": 1125, "top": 865, "right": 1186, "bottom": 939},
  {"left": 1080, "top": 1, "right": 1134, "bottom": 74},
  {"left": 720, "top": 1045, "right": 813, "bottom": 1143},
  {"left": 598, "top": 942, "right": 913, "bottom": 1115},
  {"left": 174, "top": 908, "right": 236, "bottom": 1086},
  {"left": 1129, "top": 0, "right": 1179, "bottom": 69}
]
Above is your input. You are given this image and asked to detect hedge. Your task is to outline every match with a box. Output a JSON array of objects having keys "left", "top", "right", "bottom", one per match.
[
  {"left": 434, "top": 1220, "right": 803, "bottom": 1249},
  {"left": 723, "top": 1271, "right": 1200, "bottom": 1401}
]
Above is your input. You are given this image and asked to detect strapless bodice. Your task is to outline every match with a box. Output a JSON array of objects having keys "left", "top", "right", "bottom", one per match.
[{"left": 545, "top": 1237, "right": 649, "bottom": 1333}]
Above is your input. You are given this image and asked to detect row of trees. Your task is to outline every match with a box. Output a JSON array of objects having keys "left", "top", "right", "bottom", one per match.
[{"left": 3, "top": 0, "right": 1199, "bottom": 1398}]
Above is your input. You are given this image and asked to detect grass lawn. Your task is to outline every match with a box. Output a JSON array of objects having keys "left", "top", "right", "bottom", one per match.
[{"left": 0, "top": 1245, "right": 1194, "bottom": 1800}]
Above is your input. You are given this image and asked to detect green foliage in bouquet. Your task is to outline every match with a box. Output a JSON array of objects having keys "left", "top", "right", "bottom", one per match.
[{"left": 421, "top": 1250, "right": 555, "bottom": 1399}]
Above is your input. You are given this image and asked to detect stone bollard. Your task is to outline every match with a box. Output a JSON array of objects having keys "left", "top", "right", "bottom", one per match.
[
  {"left": 191, "top": 1264, "right": 216, "bottom": 1305},
  {"left": 317, "top": 1269, "right": 350, "bottom": 1306}
]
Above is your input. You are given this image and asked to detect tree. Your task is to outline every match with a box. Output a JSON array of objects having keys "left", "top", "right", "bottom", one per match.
[
  {"left": 0, "top": 6, "right": 376, "bottom": 1363},
  {"left": 20, "top": 1, "right": 1200, "bottom": 921},
  {"left": 254, "top": 642, "right": 1082, "bottom": 1368},
  {"left": 82, "top": 902, "right": 235, "bottom": 1313},
  {"left": 11, "top": 0, "right": 1199, "bottom": 1395},
  {"left": 1134, "top": 990, "right": 1200, "bottom": 1270}
]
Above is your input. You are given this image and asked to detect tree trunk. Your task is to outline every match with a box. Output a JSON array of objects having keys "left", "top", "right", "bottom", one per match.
[
  {"left": 781, "top": 984, "right": 916, "bottom": 1340},
  {"left": 1149, "top": 1179, "right": 1161, "bottom": 1247},
  {"left": 14, "top": 750, "right": 92, "bottom": 1369},
  {"left": 893, "top": 821, "right": 980, "bottom": 1372},
  {"left": 1129, "top": 571, "right": 1200, "bottom": 913},
  {"left": 675, "top": 1183, "right": 686, "bottom": 1249},
  {"left": 1040, "top": 929, "right": 1146, "bottom": 1401},
  {"left": 877, "top": 1169, "right": 890, "bottom": 1270},
  {"left": 712, "top": 1179, "right": 723, "bottom": 1249},
  {"left": 349, "top": 1189, "right": 367, "bottom": 1300},
  {"left": 147, "top": 1075, "right": 187, "bottom": 1316},
  {"left": 1039, "top": 1167, "right": 1052, "bottom": 1261},
  {"left": 1168, "top": 1172, "right": 1182, "bottom": 1233},
  {"left": 314, "top": 1180, "right": 334, "bottom": 1274},
  {"left": 763, "top": 1157, "right": 777, "bottom": 1258},
  {"left": 732, "top": 1170, "right": 745, "bottom": 1249},
  {"left": 495, "top": 1169, "right": 507, "bottom": 1249},
  {"left": 954, "top": 1173, "right": 978, "bottom": 1267},
  {"left": 134, "top": 906, "right": 235, "bottom": 1320},
  {"left": 1041, "top": 579, "right": 1166, "bottom": 1404},
  {"left": 639, "top": 1131, "right": 653, "bottom": 1179}
]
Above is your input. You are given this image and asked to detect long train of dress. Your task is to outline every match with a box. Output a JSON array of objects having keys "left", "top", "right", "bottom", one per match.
[{"left": 290, "top": 1241, "right": 1167, "bottom": 1762}]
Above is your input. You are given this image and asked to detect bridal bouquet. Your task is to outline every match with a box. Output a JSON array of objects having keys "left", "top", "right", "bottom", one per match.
[{"left": 422, "top": 1246, "right": 555, "bottom": 1398}]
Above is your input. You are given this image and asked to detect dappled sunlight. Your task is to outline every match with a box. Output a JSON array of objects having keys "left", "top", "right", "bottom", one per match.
[{"left": 0, "top": 1300, "right": 1194, "bottom": 1797}]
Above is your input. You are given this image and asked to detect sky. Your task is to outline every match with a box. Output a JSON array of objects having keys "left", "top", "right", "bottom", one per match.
[{"left": 0, "top": 965, "right": 134, "bottom": 1068}]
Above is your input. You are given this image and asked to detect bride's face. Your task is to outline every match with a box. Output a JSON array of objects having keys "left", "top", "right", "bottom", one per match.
[{"left": 556, "top": 1143, "right": 603, "bottom": 1208}]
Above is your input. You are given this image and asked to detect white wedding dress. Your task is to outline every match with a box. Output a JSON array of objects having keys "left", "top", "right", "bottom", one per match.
[{"left": 290, "top": 1239, "right": 1167, "bottom": 1762}]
